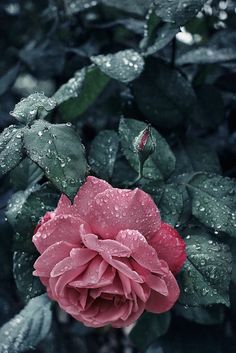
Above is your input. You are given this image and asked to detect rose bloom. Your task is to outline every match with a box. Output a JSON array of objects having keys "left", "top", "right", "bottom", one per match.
[{"left": 33, "top": 177, "right": 186, "bottom": 328}]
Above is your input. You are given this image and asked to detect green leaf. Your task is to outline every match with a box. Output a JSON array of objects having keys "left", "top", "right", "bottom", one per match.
[
  {"left": 175, "top": 304, "right": 225, "bottom": 325},
  {"left": 91, "top": 50, "right": 145, "bottom": 83},
  {"left": 140, "top": 9, "right": 179, "bottom": 56},
  {"left": 187, "top": 173, "right": 236, "bottom": 237},
  {"left": 178, "top": 230, "right": 232, "bottom": 307},
  {"left": 111, "top": 157, "right": 137, "bottom": 187},
  {"left": 119, "top": 118, "right": 176, "bottom": 181},
  {"left": 23, "top": 120, "right": 88, "bottom": 199},
  {"left": 147, "top": 183, "right": 187, "bottom": 227},
  {"left": 10, "top": 93, "right": 56, "bottom": 125},
  {"left": 177, "top": 47, "right": 236, "bottom": 65},
  {"left": 56, "top": 66, "right": 110, "bottom": 121},
  {"left": 173, "top": 138, "right": 221, "bottom": 176},
  {"left": 0, "top": 294, "right": 52, "bottom": 353},
  {"left": 53, "top": 68, "right": 86, "bottom": 105},
  {"left": 10, "top": 158, "right": 43, "bottom": 190},
  {"left": 154, "top": 0, "right": 207, "bottom": 25},
  {"left": 191, "top": 85, "right": 225, "bottom": 129},
  {"left": 6, "top": 184, "right": 59, "bottom": 253},
  {"left": 13, "top": 251, "right": 44, "bottom": 303},
  {"left": 133, "top": 59, "right": 196, "bottom": 129},
  {"left": 0, "top": 125, "right": 24, "bottom": 177},
  {"left": 89, "top": 130, "right": 119, "bottom": 180},
  {"left": 130, "top": 312, "right": 171, "bottom": 352}
]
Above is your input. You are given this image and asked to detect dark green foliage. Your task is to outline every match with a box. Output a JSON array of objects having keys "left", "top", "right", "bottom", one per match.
[
  {"left": 0, "top": 295, "right": 52, "bottom": 353},
  {"left": 23, "top": 120, "right": 88, "bottom": 199}
]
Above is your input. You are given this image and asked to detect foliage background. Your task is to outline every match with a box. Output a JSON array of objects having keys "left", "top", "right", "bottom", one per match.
[{"left": 0, "top": 0, "right": 236, "bottom": 352}]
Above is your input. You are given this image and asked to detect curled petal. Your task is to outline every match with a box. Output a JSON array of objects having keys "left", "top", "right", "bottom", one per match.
[
  {"left": 116, "top": 229, "right": 168, "bottom": 275},
  {"left": 145, "top": 271, "right": 180, "bottom": 313},
  {"left": 33, "top": 241, "right": 74, "bottom": 277},
  {"left": 81, "top": 232, "right": 131, "bottom": 257},
  {"left": 33, "top": 215, "right": 90, "bottom": 253},
  {"left": 50, "top": 248, "right": 97, "bottom": 277}
]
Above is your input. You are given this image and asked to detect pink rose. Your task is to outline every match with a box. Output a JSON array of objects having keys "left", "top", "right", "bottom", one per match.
[{"left": 33, "top": 177, "right": 186, "bottom": 328}]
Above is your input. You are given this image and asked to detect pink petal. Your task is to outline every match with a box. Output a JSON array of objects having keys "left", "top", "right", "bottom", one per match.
[
  {"left": 74, "top": 176, "right": 112, "bottom": 218},
  {"left": 92, "top": 300, "right": 128, "bottom": 324},
  {"left": 91, "top": 275, "right": 124, "bottom": 298},
  {"left": 34, "top": 211, "right": 55, "bottom": 234},
  {"left": 69, "top": 257, "right": 115, "bottom": 288},
  {"left": 33, "top": 214, "right": 90, "bottom": 253},
  {"left": 51, "top": 266, "right": 87, "bottom": 298},
  {"left": 112, "top": 301, "right": 146, "bottom": 328},
  {"left": 50, "top": 248, "right": 97, "bottom": 277},
  {"left": 131, "top": 281, "right": 150, "bottom": 302},
  {"left": 33, "top": 241, "right": 74, "bottom": 277},
  {"left": 145, "top": 271, "right": 180, "bottom": 313},
  {"left": 81, "top": 232, "right": 131, "bottom": 257},
  {"left": 87, "top": 187, "right": 161, "bottom": 239},
  {"left": 102, "top": 255, "right": 143, "bottom": 283},
  {"left": 145, "top": 273, "right": 168, "bottom": 296},
  {"left": 119, "top": 272, "right": 132, "bottom": 298},
  {"left": 116, "top": 229, "right": 168, "bottom": 275},
  {"left": 150, "top": 222, "right": 186, "bottom": 274},
  {"left": 55, "top": 194, "right": 76, "bottom": 216}
]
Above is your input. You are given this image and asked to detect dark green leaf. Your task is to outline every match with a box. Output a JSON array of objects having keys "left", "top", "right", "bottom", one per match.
[
  {"left": 187, "top": 173, "right": 236, "bottom": 237},
  {"left": 154, "top": 0, "right": 207, "bottom": 25},
  {"left": 176, "top": 31, "right": 236, "bottom": 65},
  {"left": 6, "top": 184, "right": 59, "bottom": 253},
  {"left": 56, "top": 66, "right": 110, "bottom": 121},
  {"left": 119, "top": 118, "right": 176, "bottom": 181},
  {"left": 0, "top": 63, "right": 20, "bottom": 96},
  {"left": 177, "top": 47, "right": 236, "bottom": 65},
  {"left": 10, "top": 93, "right": 56, "bottom": 125},
  {"left": 130, "top": 312, "right": 171, "bottom": 352},
  {"left": 140, "top": 10, "right": 179, "bottom": 56},
  {"left": 23, "top": 120, "right": 88, "bottom": 199},
  {"left": 147, "top": 183, "right": 187, "bottom": 227},
  {"left": 53, "top": 68, "right": 86, "bottom": 105},
  {"left": 191, "top": 85, "right": 224, "bottom": 129},
  {"left": 89, "top": 130, "right": 119, "bottom": 180},
  {"left": 175, "top": 304, "right": 225, "bottom": 325},
  {"left": 133, "top": 60, "right": 196, "bottom": 129},
  {"left": 0, "top": 294, "right": 52, "bottom": 353},
  {"left": 173, "top": 138, "right": 221, "bottom": 175},
  {"left": 13, "top": 251, "right": 44, "bottom": 302},
  {"left": 10, "top": 158, "right": 43, "bottom": 190},
  {"left": 178, "top": 230, "right": 232, "bottom": 306},
  {"left": 111, "top": 156, "right": 137, "bottom": 187},
  {"left": 91, "top": 50, "right": 144, "bottom": 83},
  {"left": 0, "top": 126, "right": 24, "bottom": 177}
]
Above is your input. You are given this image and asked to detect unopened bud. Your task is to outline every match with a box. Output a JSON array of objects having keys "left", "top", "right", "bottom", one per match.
[{"left": 133, "top": 124, "right": 156, "bottom": 178}]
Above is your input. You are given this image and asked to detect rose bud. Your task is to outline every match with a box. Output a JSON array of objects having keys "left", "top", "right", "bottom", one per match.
[{"left": 133, "top": 124, "right": 156, "bottom": 178}]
